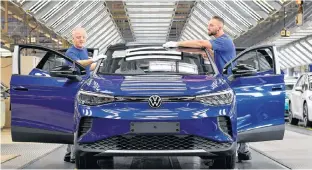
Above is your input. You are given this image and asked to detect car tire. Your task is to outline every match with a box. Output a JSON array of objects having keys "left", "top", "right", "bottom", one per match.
[
  {"left": 209, "top": 154, "right": 236, "bottom": 169},
  {"left": 75, "top": 151, "right": 101, "bottom": 169},
  {"left": 303, "top": 103, "right": 312, "bottom": 127},
  {"left": 289, "top": 102, "right": 299, "bottom": 125}
]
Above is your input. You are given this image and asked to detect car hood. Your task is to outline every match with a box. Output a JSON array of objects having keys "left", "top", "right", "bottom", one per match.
[{"left": 81, "top": 74, "right": 229, "bottom": 97}]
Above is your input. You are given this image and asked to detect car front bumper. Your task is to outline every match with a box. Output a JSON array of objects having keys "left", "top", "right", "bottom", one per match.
[{"left": 74, "top": 102, "right": 236, "bottom": 156}]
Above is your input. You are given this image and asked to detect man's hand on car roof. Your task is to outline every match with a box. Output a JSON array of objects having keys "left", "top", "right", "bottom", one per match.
[
  {"left": 163, "top": 41, "right": 178, "bottom": 48},
  {"left": 92, "top": 54, "right": 107, "bottom": 62}
]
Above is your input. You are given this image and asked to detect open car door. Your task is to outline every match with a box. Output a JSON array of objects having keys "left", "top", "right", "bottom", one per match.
[
  {"left": 223, "top": 45, "right": 285, "bottom": 142},
  {"left": 10, "top": 44, "right": 88, "bottom": 144}
]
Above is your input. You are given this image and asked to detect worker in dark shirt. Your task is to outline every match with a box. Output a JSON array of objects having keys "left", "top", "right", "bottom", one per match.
[{"left": 163, "top": 16, "right": 251, "bottom": 161}]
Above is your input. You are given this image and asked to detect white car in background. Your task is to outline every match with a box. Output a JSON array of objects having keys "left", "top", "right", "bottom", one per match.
[
  {"left": 284, "top": 77, "right": 297, "bottom": 118},
  {"left": 289, "top": 73, "right": 312, "bottom": 127}
]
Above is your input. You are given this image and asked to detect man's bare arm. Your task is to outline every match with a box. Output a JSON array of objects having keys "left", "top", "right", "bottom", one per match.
[
  {"left": 177, "top": 40, "right": 213, "bottom": 49},
  {"left": 90, "top": 63, "right": 97, "bottom": 71},
  {"left": 76, "top": 59, "right": 93, "bottom": 67}
]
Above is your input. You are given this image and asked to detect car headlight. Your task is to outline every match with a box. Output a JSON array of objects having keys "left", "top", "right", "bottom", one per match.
[
  {"left": 77, "top": 91, "right": 114, "bottom": 106},
  {"left": 195, "top": 89, "right": 234, "bottom": 106}
]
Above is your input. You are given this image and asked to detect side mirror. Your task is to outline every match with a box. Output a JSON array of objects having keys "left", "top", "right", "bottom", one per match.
[
  {"left": 50, "top": 65, "right": 82, "bottom": 82},
  {"left": 295, "top": 86, "right": 303, "bottom": 92}
]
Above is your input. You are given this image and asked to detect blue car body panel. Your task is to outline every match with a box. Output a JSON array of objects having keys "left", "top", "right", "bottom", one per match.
[
  {"left": 228, "top": 74, "right": 285, "bottom": 133},
  {"left": 10, "top": 68, "right": 87, "bottom": 133}
]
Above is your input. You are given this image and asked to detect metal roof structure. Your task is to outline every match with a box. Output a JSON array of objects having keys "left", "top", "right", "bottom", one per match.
[
  {"left": 7, "top": 0, "right": 312, "bottom": 70},
  {"left": 9, "top": 0, "right": 124, "bottom": 54},
  {"left": 180, "top": 0, "right": 285, "bottom": 41},
  {"left": 9, "top": 0, "right": 289, "bottom": 51},
  {"left": 123, "top": 1, "right": 178, "bottom": 43},
  {"left": 259, "top": 2, "right": 312, "bottom": 69}
]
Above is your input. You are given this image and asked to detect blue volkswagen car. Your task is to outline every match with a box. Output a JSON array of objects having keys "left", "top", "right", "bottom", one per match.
[{"left": 10, "top": 43, "right": 285, "bottom": 169}]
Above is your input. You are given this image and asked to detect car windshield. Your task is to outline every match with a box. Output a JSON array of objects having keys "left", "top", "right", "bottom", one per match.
[
  {"left": 97, "top": 47, "right": 215, "bottom": 75},
  {"left": 285, "top": 84, "right": 294, "bottom": 90}
]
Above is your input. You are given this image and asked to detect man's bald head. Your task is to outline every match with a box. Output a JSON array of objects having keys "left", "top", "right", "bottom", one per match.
[
  {"left": 72, "top": 27, "right": 87, "bottom": 48},
  {"left": 207, "top": 16, "right": 224, "bottom": 37}
]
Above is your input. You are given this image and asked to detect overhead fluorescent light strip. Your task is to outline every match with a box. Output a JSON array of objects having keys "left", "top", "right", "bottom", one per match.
[
  {"left": 300, "top": 41, "right": 312, "bottom": 54},
  {"left": 133, "top": 27, "right": 168, "bottom": 31},
  {"left": 130, "top": 19, "right": 172, "bottom": 23},
  {"left": 128, "top": 13, "right": 173, "bottom": 18},
  {"left": 253, "top": 0, "right": 271, "bottom": 14},
  {"left": 277, "top": 52, "right": 296, "bottom": 68},
  {"left": 217, "top": 0, "right": 252, "bottom": 27},
  {"left": 66, "top": 13, "right": 108, "bottom": 39},
  {"left": 187, "top": 19, "right": 209, "bottom": 39},
  {"left": 284, "top": 49, "right": 306, "bottom": 64},
  {"left": 29, "top": 0, "right": 51, "bottom": 14},
  {"left": 85, "top": 12, "right": 108, "bottom": 33},
  {"left": 99, "top": 33, "right": 120, "bottom": 50},
  {"left": 193, "top": 9, "right": 236, "bottom": 37},
  {"left": 63, "top": 5, "right": 104, "bottom": 37},
  {"left": 86, "top": 23, "right": 115, "bottom": 47},
  {"left": 133, "top": 30, "right": 168, "bottom": 34},
  {"left": 279, "top": 51, "right": 298, "bottom": 67},
  {"left": 127, "top": 8, "right": 174, "bottom": 12},
  {"left": 57, "top": 1, "right": 99, "bottom": 33},
  {"left": 289, "top": 46, "right": 310, "bottom": 63},
  {"left": 135, "top": 34, "right": 168, "bottom": 37},
  {"left": 83, "top": 17, "right": 111, "bottom": 45},
  {"left": 41, "top": 0, "right": 70, "bottom": 22},
  {"left": 234, "top": 0, "right": 262, "bottom": 21},
  {"left": 49, "top": 0, "right": 85, "bottom": 28},
  {"left": 88, "top": 24, "right": 115, "bottom": 47},
  {"left": 202, "top": 1, "right": 244, "bottom": 33},
  {"left": 125, "top": 2, "right": 176, "bottom": 6},
  {"left": 295, "top": 43, "right": 312, "bottom": 59},
  {"left": 97, "top": 33, "right": 118, "bottom": 50},
  {"left": 131, "top": 23, "right": 170, "bottom": 27},
  {"left": 185, "top": 26, "right": 202, "bottom": 40},
  {"left": 276, "top": 53, "right": 291, "bottom": 68},
  {"left": 190, "top": 15, "right": 208, "bottom": 32}
]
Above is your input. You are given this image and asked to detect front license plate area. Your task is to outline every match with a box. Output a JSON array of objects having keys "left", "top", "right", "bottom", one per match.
[{"left": 130, "top": 122, "right": 180, "bottom": 133}]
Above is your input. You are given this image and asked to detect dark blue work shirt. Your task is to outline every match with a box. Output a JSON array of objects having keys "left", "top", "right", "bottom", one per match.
[
  {"left": 65, "top": 45, "right": 90, "bottom": 75},
  {"left": 209, "top": 34, "right": 236, "bottom": 74}
]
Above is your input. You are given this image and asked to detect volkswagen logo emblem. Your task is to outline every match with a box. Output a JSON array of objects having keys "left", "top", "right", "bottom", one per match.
[{"left": 148, "top": 95, "right": 162, "bottom": 108}]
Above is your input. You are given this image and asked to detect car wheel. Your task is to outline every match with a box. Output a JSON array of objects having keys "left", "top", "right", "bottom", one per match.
[
  {"left": 303, "top": 103, "right": 312, "bottom": 127},
  {"left": 209, "top": 154, "right": 236, "bottom": 169},
  {"left": 289, "top": 102, "right": 299, "bottom": 125},
  {"left": 75, "top": 151, "right": 101, "bottom": 169}
]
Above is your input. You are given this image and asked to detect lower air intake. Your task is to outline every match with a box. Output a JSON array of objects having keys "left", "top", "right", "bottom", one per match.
[{"left": 79, "top": 135, "right": 232, "bottom": 150}]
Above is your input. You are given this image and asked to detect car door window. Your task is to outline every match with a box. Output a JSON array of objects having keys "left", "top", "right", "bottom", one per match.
[
  {"left": 295, "top": 75, "right": 305, "bottom": 88},
  {"left": 235, "top": 51, "right": 259, "bottom": 71},
  {"left": 257, "top": 49, "right": 273, "bottom": 72},
  {"left": 19, "top": 47, "right": 85, "bottom": 76},
  {"left": 224, "top": 47, "right": 275, "bottom": 76},
  {"left": 40, "top": 53, "right": 68, "bottom": 72},
  {"left": 19, "top": 48, "right": 47, "bottom": 75},
  {"left": 302, "top": 75, "right": 308, "bottom": 91}
]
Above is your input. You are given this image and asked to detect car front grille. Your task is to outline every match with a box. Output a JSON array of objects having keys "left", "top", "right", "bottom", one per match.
[{"left": 79, "top": 135, "right": 232, "bottom": 151}]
